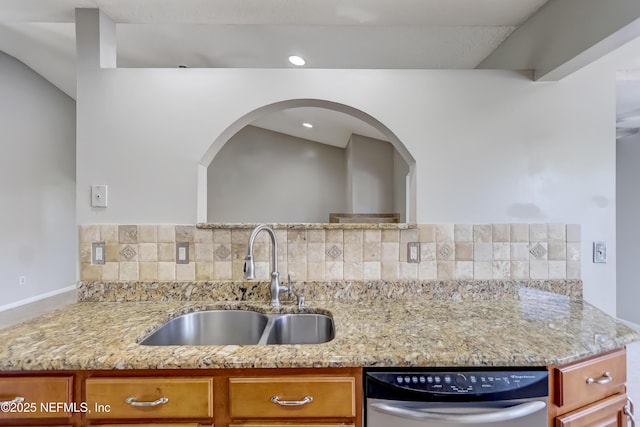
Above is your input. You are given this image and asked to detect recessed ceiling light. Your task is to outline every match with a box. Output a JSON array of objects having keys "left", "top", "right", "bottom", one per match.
[
  {"left": 303, "top": 122, "right": 313, "bottom": 128},
  {"left": 289, "top": 55, "right": 306, "bottom": 66}
]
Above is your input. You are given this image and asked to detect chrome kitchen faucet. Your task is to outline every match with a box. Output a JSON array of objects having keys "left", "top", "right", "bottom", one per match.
[{"left": 243, "top": 224, "right": 289, "bottom": 307}]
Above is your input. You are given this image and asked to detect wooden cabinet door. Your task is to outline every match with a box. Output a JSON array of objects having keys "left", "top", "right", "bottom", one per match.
[{"left": 555, "top": 393, "right": 627, "bottom": 427}]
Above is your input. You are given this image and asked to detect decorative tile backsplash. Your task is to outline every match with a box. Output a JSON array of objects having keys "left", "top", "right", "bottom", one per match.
[{"left": 79, "top": 224, "right": 581, "bottom": 282}]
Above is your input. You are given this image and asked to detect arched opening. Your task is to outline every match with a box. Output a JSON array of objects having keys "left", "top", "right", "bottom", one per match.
[{"left": 197, "top": 99, "right": 416, "bottom": 223}]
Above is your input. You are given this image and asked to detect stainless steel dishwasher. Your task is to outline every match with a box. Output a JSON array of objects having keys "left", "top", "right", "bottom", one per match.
[{"left": 365, "top": 368, "right": 548, "bottom": 427}]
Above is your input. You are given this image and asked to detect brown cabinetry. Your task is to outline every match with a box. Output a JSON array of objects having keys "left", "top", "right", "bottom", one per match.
[
  {"left": 0, "top": 375, "right": 74, "bottom": 420},
  {"left": 550, "top": 348, "right": 634, "bottom": 427}
]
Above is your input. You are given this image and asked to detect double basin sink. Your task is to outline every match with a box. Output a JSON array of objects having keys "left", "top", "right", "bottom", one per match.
[{"left": 139, "top": 310, "right": 335, "bottom": 346}]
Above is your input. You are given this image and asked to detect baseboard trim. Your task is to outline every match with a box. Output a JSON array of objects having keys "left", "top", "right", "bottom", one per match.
[
  {"left": 0, "top": 285, "right": 76, "bottom": 312},
  {"left": 620, "top": 318, "right": 640, "bottom": 332}
]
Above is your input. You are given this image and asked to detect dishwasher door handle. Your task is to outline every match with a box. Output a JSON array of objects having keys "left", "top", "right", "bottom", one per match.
[{"left": 370, "top": 400, "right": 547, "bottom": 424}]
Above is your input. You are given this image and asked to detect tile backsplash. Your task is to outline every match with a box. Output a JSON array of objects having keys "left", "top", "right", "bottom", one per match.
[{"left": 79, "top": 224, "right": 581, "bottom": 282}]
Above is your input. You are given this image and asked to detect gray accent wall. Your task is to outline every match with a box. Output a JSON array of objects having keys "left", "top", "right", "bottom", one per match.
[
  {"left": 617, "top": 134, "right": 640, "bottom": 325},
  {"left": 0, "top": 51, "right": 76, "bottom": 307},
  {"left": 207, "top": 126, "right": 347, "bottom": 223}
]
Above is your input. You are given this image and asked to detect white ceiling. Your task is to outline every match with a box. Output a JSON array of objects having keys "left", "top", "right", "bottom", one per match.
[{"left": 2, "top": 0, "right": 639, "bottom": 145}]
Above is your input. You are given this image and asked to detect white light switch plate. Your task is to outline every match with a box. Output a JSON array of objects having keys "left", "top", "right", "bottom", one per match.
[
  {"left": 91, "top": 185, "right": 108, "bottom": 207},
  {"left": 593, "top": 241, "right": 606, "bottom": 263}
]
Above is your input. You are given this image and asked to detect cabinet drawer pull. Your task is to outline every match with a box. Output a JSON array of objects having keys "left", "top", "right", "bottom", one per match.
[
  {"left": 625, "top": 397, "right": 636, "bottom": 427},
  {"left": 585, "top": 371, "right": 612, "bottom": 385},
  {"left": 0, "top": 396, "right": 24, "bottom": 404},
  {"left": 270, "top": 395, "right": 313, "bottom": 406},
  {"left": 124, "top": 397, "right": 169, "bottom": 407}
]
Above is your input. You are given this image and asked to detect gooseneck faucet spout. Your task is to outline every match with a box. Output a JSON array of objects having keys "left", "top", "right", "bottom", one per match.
[{"left": 244, "top": 224, "right": 289, "bottom": 307}]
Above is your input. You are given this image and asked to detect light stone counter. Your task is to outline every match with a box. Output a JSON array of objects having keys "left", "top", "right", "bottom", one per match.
[{"left": 0, "top": 285, "right": 637, "bottom": 371}]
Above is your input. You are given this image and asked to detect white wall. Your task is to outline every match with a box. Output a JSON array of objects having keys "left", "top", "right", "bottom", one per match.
[
  {"left": 617, "top": 133, "right": 640, "bottom": 324},
  {"left": 345, "top": 134, "right": 395, "bottom": 214},
  {"left": 394, "top": 150, "right": 410, "bottom": 222},
  {"left": 208, "top": 125, "right": 346, "bottom": 223},
  {"left": 0, "top": 51, "right": 76, "bottom": 307},
  {"left": 76, "top": 27, "right": 617, "bottom": 313}
]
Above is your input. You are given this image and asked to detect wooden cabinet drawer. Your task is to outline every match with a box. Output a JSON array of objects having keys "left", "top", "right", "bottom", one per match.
[
  {"left": 555, "top": 393, "right": 628, "bottom": 427},
  {"left": 85, "top": 377, "right": 213, "bottom": 419},
  {"left": 554, "top": 348, "right": 626, "bottom": 409},
  {"left": 228, "top": 377, "right": 355, "bottom": 419},
  {"left": 0, "top": 376, "right": 73, "bottom": 419},
  {"left": 231, "top": 424, "right": 354, "bottom": 427}
]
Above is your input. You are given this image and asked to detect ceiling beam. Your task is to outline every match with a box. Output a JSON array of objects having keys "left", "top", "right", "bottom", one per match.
[{"left": 478, "top": 0, "right": 640, "bottom": 81}]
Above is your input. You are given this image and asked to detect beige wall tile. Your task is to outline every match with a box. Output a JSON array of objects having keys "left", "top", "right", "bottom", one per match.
[
  {"left": 288, "top": 230, "right": 307, "bottom": 243},
  {"left": 288, "top": 242, "right": 307, "bottom": 262},
  {"left": 158, "top": 243, "right": 176, "bottom": 262},
  {"left": 492, "top": 261, "right": 510, "bottom": 279},
  {"left": 510, "top": 243, "right": 529, "bottom": 261},
  {"left": 325, "top": 244, "right": 344, "bottom": 261},
  {"left": 213, "top": 244, "right": 232, "bottom": 262},
  {"left": 363, "top": 242, "right": 381, "bottom": 261},
  {"left": 175, "top": 225, "right": 195, "bottom": 243},
  {"left": 529, "top": 261, "right": 549, "bottom": 279},
  {"left": 364, "top": 230, "right": 381, "bottom": 243},
  {"left": 254, "top": 262, "right": 270, "bottom": 280},
  {"left": 344, "top": 229, "right": 364, "bottom": 244},
  {"left": 492, "top": 224, "right": 510, "bottom": 242},
  {"left": 381, "top": 242, "right": 400, "bottom": 261},
  {"left": 436, "top": 243, "right": 455, "bottom": 261},
  {"left": 231, "top": 229, "right": 250, "bottom": 244},
  {"left": 138, "top": 243, "right": 158, "bottom": 262},
  {"left": 567, "top": 261, "right": 581, "bottom": 279},
  {"left": 138, "top": 225, "right": 158, "bottom": 243},
  {"left": 252, "top": 242, "right": 269, "bottom": 262},
  {"left": 548, "top": 242, "right": 567, "bottom": 260},
  {"left": 548, "top": 224, "right": 566, "bottom": 242},
  {"left": 157, "top": 262, "right": 176, "bottom": 280},
  {"left": 307, "top": 229, "right": 325, "bottom": 243},
  {"left": 326, "top": 229, "right": 344, "bottom": 243},
  {"left": 344, "top": 243, "right": 363, "bottom": 262},
  {"left": 420, "top": 243, "right": 437, "bottom": 261},
  {"left": 105, "top": 244, "right": 120, "bottom": 263},
  {"left": 454, "top": 224, "right": 473, "bottom": 242},
  {"left": 418, "top": 224, "right": 435, "bottom": 243},
  {"left": 194, "top": 243, "right": 214, "bottom": 262},
  {"left": 344, "top": 261, "right": 363, "bottom": 280},
  {"left": 473, "top": 225, "right": 492, "bottom": 243},
  {"left": 567, "top": 243, "right": 581, "bottom": 261},
  {"left": 79, "top": 243, "right": 92, "bottom": 264},
  {"left": 529, "top": 224, "right": 548, "bottom": 242},
  {"left": 400, "top": 229, "right": 418, "bottom": 243},
  {"left": 549, "top": 261, "right": 567, "bottom": 279},
  {"left": 176, "top": 263, "right": 196, "bottom": 281},
  {"left": 307, "top": 243, "right": 326, "bottom": 262},
  {"left": 473, "top": 262, "right": 492, "bottom": 279},
  {"left": 139, "top": 262, "right": 158, "bottom": 281},
  {"left": 231, "top": 243, "right": 247, "bottom": 262},
  {"left": 196, "top": 262, "right": 213, "bottom": 281},
  {"left": 307, "top": 262, "right": 326, "bottom": 280},
  {"left": 455, "top": 261, "right": 473, "bottom": 279},
  {"left": 119, "top": 262, "right": 139, "bottom": 281},
  {"left": 418, "top": 261, "right": 437, "bottom": 280},
  {"left": 194, "top": 228, "right": 213, "bottom": 243},
  {"left": 399, "top": 262, "right": 417, "bottom": 280},
  {"left": 213, "top": 229, "right": 231, "bottom": 244},
  {"left": 363, "top": 262, "right": 381, "bottom": 280},
  {"left": 381, "top": 229, "right": 399, "bottom": 243},
  {"left": 102, "top": 263, "right": 119, "bottom": 281},
  {"left": 288, "top": 261, "right": 307, "bottom": 281},
  {"left": 436, "top": 224, "right": 454, "bottom": 242},
  {"left": 473, "top": 243, "right": 492, "bottom": 261},
  {"left": 493, "top": 243, "right": 510, "bottom": 261},
  {"left": 81, "top": 263, "right": 102, "bottom": 281},
  {"left": 325, "top": 262, "right": 344, "bottom": 280},
  {"left": 119, "top": 244, "right": 139, "bottom": 262},
  {"left": 100, "top": 225, "right": 118, "bottom": 243},
  {"left": 119, "top": 225, "right": 138, "bottom": 244},
  {"left": 566, "top": 224, "right": 581, "bottom": 243},
  {"left": 381, "top": 262, "right": 399, "bottom": 280},
  {"left": 213, "top": 262, "right": 232, "bottom": 280},
  {"left": 232, "top": 262, "right": 245, "bottom": 280},
  {"left": 455, "top": 243, "right": 473, "bottom": 261},
  {"left": 510, "top": 261, "right": 529, "bottom": 279},
  {"left": 437, "top": 261, "right": 454, "bottom": 279},
  {"left": 510, "top": 224, "right": 529, "bottom": 242},
  {"left": 157, "top": 225, "right": 176, "bottom": 243},
  {"left": 80, "top": 225, "right": 100, "bottom": 243},
  {"left": 529, "top": 242, "right": 548, "bottom": 260}
]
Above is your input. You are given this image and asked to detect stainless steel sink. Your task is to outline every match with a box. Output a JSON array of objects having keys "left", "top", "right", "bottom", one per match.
[
  {"left": 265, "top": 314, "right": 335, "bottom": 345},
  {"left": 139, "top": 310, "right": 269, "bottom": 345},
  {"left": 139, "top": 310, "right": 334, "bottom": 346}
]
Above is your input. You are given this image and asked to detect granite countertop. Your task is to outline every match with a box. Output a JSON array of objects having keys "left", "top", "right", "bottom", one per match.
[{"left": 0, "top": 286, "right": 637, "bottom": 371}]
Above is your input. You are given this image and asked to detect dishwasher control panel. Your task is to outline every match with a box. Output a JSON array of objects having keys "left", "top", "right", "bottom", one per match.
[{"left": 366, "top": 370, "right": 548, "bottom": 395}]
